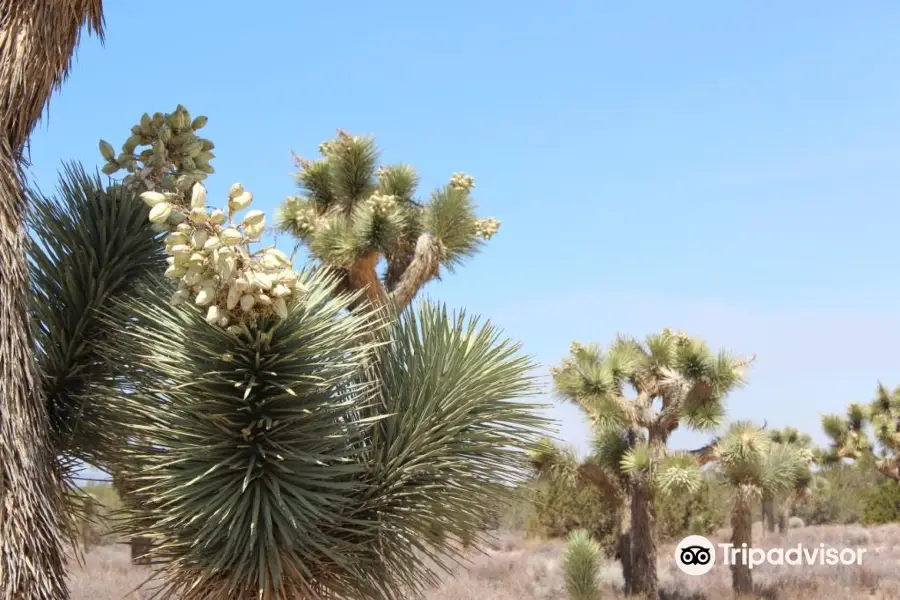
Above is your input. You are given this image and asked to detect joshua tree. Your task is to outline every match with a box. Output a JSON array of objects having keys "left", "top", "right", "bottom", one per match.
[
  {"left": 763, "top": 427, "right": 814, "bottom": 534},
  {"left": 531, "top": 433, "right": 633, "bottom": 593},
  {"left": 88, "top": 109, "right": 547, "bottom": 598},
  {"left": 563, "top": 529, "right": 602, "bottom": 600},
  {"left": 822, "top": 383, "right": 900, "bottom": 480},
  {"left": 1, "top": 4, "right": 105, "bottom": 597},
  {"left": 273, "top": 130, "right": 500, "bottom": 311},
  {"left": 712, "top": 421, "right": 809, "bottom": 595},
  {"left": 551, "top": 331, "right": 753, "bottom": 598}
]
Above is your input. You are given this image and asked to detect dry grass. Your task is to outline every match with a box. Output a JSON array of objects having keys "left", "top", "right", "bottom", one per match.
[{"left": 68, "top": 524, "right": 900, "bottom": 599}]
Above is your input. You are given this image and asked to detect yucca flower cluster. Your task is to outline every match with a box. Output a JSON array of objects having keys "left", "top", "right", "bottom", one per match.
[
  {"left": 140, "top": 182, "right": 301, "bottom": 330},
  {"left": 100, "top": 106, "right": 303, "bottom": 330}
]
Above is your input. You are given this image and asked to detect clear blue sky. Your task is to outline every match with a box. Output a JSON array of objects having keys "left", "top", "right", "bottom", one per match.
[{"left": 27, "top": 1, "right": 900, "bottom": 459}]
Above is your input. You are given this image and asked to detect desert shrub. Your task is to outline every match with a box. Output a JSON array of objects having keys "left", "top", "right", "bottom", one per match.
[
  {"left": 862, "top": 479, "right": 900, "bottom": 525},
  {"left": 525, "top": 476, "right": 617, "bottom": 556},
  {"left": 794, "top": 464, "right": 880, "bottom": 525},
  {"left": 656, "top": 477, "right": 728, "bottom": 541}
]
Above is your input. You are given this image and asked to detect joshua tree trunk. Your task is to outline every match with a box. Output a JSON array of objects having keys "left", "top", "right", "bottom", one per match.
[
  {"left": 730, "top": 495, "right": 753, "bottom": 595},
  {"left": 761, "top": 494, "right": 776, "bottom": 534},
  {"left": 618, "top": 494, "right": 633, "bottom": 595},
  {"left": 0, "top": 4, "right": 105, "bottom": 597},
  {"left": 629, "top": 479, "right": 658, "bottom": 599},
  {"left": 777, "top": 494, "right": 797, "bottom": 534},
  {"left": 0, "top": 158, "right": 69, "bottom": 599}
]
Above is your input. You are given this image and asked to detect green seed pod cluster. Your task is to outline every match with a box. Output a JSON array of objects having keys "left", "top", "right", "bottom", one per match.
[
  {"left": 140, "top": 182, "right": 302, "bottom": 330},
  {"left": 474, "top": 216, "right": 501, "bottom": 240},
  {"left": 98, "top": 105, "right": 215, "bottom": 193}
]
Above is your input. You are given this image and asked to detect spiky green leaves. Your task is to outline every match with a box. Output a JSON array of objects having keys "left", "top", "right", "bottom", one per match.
[
  {"left": 563, "top": 530, "right": 602, "bottom": 600},
  {"left": 277, "top": 130, "right": 501, "bottom": 308},
  {"left": 27, "top": 163, "right": 166, "bottom": 469},
  {"left": 821, "top": 383, "right": 900, "bottom": 480},
  {"left": 552, "top": 331, "right": 750, "bottom": 436},
  {"left": 713, "top": 421, "right": 809, "bottom": 501},
  {"left": 98, "top": 272, "right": 545, "bottom": 599}
]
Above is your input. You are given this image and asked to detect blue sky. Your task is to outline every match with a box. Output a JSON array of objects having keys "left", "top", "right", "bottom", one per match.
[{"left": 27, "top": 1, "right": 900, "bottom": 459}]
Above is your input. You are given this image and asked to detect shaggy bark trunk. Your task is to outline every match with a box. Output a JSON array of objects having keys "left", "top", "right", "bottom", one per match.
[
  {"left": 730, "top": 496, "right": 753, "bottom": 595},
  {"left": 346, "top": 251, "right": 388, "bottom": 308},
  {"left": 618, "top": 494, "right": 633, "bottom": 595},
  {"left": 761, "top": 494, "right": 776, "bottom": 534},
  {"left": 388, "top": 233, "right": 441, "bottom": 310},
  {"left": 0, "top": 154, "right": 69, "bottom": 599},
  {"left": 629, "top": 478, "right": 658, "bottom": 599},
  {"left": 777, "top": 494, "right": 796, "bottom": 534}
]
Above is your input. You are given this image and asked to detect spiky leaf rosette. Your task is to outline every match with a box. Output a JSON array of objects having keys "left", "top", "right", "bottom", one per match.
[
  {"left": 26, "top": 163, "right": 165, "bottom": 472},
  {"left": 97, "top": 270, "right": 544, "bottom": 599},
  {"left": 345, "top": 301, "right": 545, "bottom": 596},
  {"left": 563, "top": 529, "right": 602, "bottom": 600},
  {"left": 713, "top": 421, "right": 809, "bottom": 502},
  {"left": 275, "top": 131, "right": 501, "bottom": 310}
]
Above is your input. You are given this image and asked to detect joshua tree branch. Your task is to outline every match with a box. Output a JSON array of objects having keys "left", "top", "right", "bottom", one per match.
[{"left": 388, "top": 233, "right": 441, "bottom": 310}]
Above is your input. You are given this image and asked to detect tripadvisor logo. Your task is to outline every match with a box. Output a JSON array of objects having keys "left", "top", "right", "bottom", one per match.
[
  {"left": 675, "top": 535, "right": 868, "bottom": 576},
  {"left": 675, "top": 535, "right": 716, "bottom": 575}
]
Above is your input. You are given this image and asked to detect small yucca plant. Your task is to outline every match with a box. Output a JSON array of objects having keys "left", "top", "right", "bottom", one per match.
[{"left": 563, "top": 529, "right": 601, "bottom": 600}]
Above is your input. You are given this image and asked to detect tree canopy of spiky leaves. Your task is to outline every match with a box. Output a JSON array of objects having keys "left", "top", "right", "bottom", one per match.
[
  {"left": 767, "top": 427, "right": 815, "bottom": 495},
  {"left": 94, "top": 268, "right": 544, "bottom": 600},
  {"left": 275, "top": 131, "right": 501, "bottom": 310},
  {"left": 550, "top": 330, "right": 753, "bottom": 493},
  {"left": 27, "top": 163, "right": 165, "bottom": 475},
  {"left": 714, "top": 421, "right": 810, "bottom": 504},
  {"left": 821, "top": 383, "right": 900, "bottom": 480},
  {"left": 562, "top": 530, "right": 601, "bottom": 600}
]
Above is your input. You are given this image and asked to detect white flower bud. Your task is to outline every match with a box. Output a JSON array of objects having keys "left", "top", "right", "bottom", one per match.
[
  {"left": 166, "top": 256, "right": 176, "bottom": 266},
  {"left": 226, "top": 325, "right": 244, "bottom": 336},
  {"left": 228, "top": 183, "right": 244, "bottom": 200},
  {"left": 218, "top": 254, "right": 236, "bottom": 280},
  {"left": 217, "top": 314, "right": 230, "bottom": 328},
  {"left": 244, "top": 223, "right": 265, "bottom": 240},
  {"left": 229, "top": 191, "right": 253, "bottom": 212},
  {"left": 226, "top": 285, "right": 242, "bottom": 310},
  {"left": 189, "top": 207, "right": 208, "bottom": 224},
  {"left": 256, "top": 293, "right": 272, "bottom": 306},
  {"left": 149, "top": 202, "right": 173, "bottom": 223},
  {"left": 270, "top": 283, "right": 291, "bottom": 298},
  {"left": 209, "top": 209, "right": 226, "bottom": 225},
  {"left": 166, "top": 232, "right": 188, "bottom": 247},
  {"left": 176, "top": 223, "right": 193, "bottom": 234},
  {"left": 273, "top": 297, "right": 288, "bottom": 319},
  {"left": 205, "top": 305, "right": 221, "bottom": 325},
  {"left": 188, "top": 252, "right": 206, "bottom": 268},
  {"left": 196, "top": 284, "right": 216, "bottom": 306},
  {"left": 260, "top": 248, "right": 290, "bottom": 269},
  {"left": 150, "top": 222, "right": 170, "bottom": 233},
  {"left": 183, "top": 268, "right": 204, "bottom": 287},
  {"left": 203, "top": 236, "right": 220, "bottom": 252},
  {"left": 240, "top": 294, "right": 256, "bottom": 312},
  {"left": 190, "top": 183, "right": 207, "bottom": 209},
  {"left": 220, "top": 228, "right": 243, "bottom": 246},
  {"left": 234, "top": 277, "right": 250, "bottom": 292},
  {"left": 242, "top": 210, "right": 265, "bottom": 228},
  {"left": 140, "top": 191, "right": 167, "bottom": 207},
  {"left": 164, "top": 265, "right": 185, "bottom": 279},
  {"left": 277, "top": 270, "right": 298, "bottom": 286},
  {"left": 253, "top": 272, "right": 273, "bottom": 291},
  {"left": 192, "top": 229, "right": 209, "bottom": 249}
]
